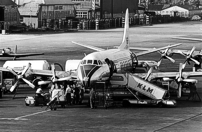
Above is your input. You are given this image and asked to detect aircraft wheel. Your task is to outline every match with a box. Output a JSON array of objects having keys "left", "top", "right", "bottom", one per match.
[
  {"left": 157, "top": 102, "right": 163, "bottom": 108},
  {"left": 122, "top": 100, "right": 130, "bottom": 107},
  {"left": 25, "top": 102, "right": 29, "bottom": 106}
]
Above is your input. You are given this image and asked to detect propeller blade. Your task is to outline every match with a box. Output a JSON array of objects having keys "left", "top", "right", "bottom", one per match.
[
  {"left": 183, "top": 79, "right": 198, "bottom": 83},
  {"left": 10, "top": 80, "right": 19, "bottom": 92},
  {"left": 164, "top": 48, "right": 169, "bottom": 54},
  {"left": 165, "top": 56, "right": 175, "bottom": 63},
  {"left": 190, "top": 58, "right": 200, "bottom": 65},
  {"left": 176, "top": 63, "right": 183, "bottom": 81},
  {"left": 6, "top": 67, "right": 18, "bottom": 76},
  {"left": 157, "top": 59, "right": 162, "bottom": 67},
  {"left": 178, "top": 50, "right": 187, "bottom": 56},
  {"left": 178, "top": 83, "right": 182, "bottom": 98},
  {"left": 182, "top": 63, "right": 187, "bottom": 69},
  {"left": 38, "top": 80, "right": 51, "bottom": 86},
  {"left": 51, "top": 64, "right": 56, "bottom": 79},
  {"left": 57, "top": 76, "right": 72, "bottom": 81},
  {"left": 189, "top": 47, "right": 195, "bottom": 57},
  {"left": 22, "top": 78, "right": 35, "bottom": 88},
  {"left": 21, "top": 63, "right": 31, "bottom": 75},
  {"left": 163, "top": 77, "right": 173, "bottom": 82},
  {"left": 145, "top": 67, "right": 153, "bottom": 81}
]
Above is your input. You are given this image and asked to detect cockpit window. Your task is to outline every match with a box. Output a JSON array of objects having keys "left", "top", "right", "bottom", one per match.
[
  {"left": 98, "top": 60, "right": 102, "bottom": 65},
  {"left": 87, "top": 60, "right": 92, "bottom": 64},
  {"left": 83, "top": 60, "right": 87, "bottom": 64},
  {"left": 94, "top": 60, "right": 98, "bottom": 65}
]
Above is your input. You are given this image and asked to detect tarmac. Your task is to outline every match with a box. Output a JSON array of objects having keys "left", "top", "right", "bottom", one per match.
[{"left": 0, "top": 21, "right": 202, "bottom": 132}]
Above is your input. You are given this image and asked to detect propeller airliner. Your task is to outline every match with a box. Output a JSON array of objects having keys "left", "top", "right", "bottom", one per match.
[
  {"left": 0, "top": 45, "right": 44, "bottom": 60},
  {"left": 0, "top": 9, "right": 202, "bottom": 99}
]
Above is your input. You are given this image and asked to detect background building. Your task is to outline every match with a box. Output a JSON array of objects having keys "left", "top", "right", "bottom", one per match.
[
  {"left": 0, "top": 0, "right": 20, "bottom": 30},
  {"left": 38, "top": 0, "right": 77, "bottom": 30}
]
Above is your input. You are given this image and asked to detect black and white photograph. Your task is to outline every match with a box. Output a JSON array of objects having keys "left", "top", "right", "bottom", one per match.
[{"left": 0, "top": 0, "right": 202, "bottom": 131}]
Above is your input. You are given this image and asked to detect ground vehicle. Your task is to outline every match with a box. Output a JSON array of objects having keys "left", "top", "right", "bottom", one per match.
[{"left": 9, "top": 23, "right": 27, "bottom": 33}]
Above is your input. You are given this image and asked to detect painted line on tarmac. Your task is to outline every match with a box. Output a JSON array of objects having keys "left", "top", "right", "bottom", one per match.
[
  {"left": 15, "top": 109, "right": 51, "bottom": 120},
  {"left": 0, "top": 110, "right": 51, "bottom": 121},
  {"left": 154, "top": 112, "right": 202, "bottom": 132}
]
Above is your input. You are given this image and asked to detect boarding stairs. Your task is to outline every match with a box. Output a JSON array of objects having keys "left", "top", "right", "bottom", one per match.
[{"left": 110, "top": 73, "right": 167, "bottom": 100}]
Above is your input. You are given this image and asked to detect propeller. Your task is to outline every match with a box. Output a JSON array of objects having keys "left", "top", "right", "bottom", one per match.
[
  {"left": 175, "top": 63, "right": 198, "bottom": 98},
  {"left": 178, "top": 47, "right": 200, "bottom": 69},
  {"left": 7, "top": 63, "right": 35, "bottom": 92},
  {"left": 38, "top": 64, "right": 72, "bottom": 86},
  {"left": 157, "top": 48, "right": 175, "bottom": 67}
]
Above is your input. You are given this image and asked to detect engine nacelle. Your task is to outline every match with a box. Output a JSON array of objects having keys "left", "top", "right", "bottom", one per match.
[
  {"left": 65, "top": 60, "right": 82, "bottom": 72},
  {"left": 138, "top": 60, "right": 158, "bottom": 70},
  {"left": 3, "top": 60, "right": 50, "bottom": 70}
]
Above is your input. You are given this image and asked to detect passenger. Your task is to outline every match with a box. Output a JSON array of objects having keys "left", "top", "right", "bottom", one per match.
[
  {"left": 105, "top": 58, "right": 116, "bottom": 80},
  {"left": 89, "top": 87, "right": 96, "bottom": 109},
  {"left": 71, "top": 85, "right": 75, "bottom": 104},
  {"left": 35, "top": 87, "right": 46, "bottom": 102},
  {"left": 65, "top": 85, "right": 72, "bottom": 105},
  {"left": 79, "top": 87, "right": 84, "bottom": 104},
  {"left": 187, "top": 82, "right": 201, "bottom": 101},
  {"left": 74, "top": 84, "right": 80, "bottom": 105}
]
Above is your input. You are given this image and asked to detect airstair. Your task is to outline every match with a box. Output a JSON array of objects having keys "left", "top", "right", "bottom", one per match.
[
  {"left": 111, "top": 73, "right": 167, "bottom": 100},
  {"left": 110, "top": 73, "right": 176, "bottom": 107}
]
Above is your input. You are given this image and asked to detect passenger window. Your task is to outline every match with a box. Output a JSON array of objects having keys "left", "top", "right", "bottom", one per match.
[
  {"left": 94, "top": 60, "right": 98, "bottom": 65},
  {"left": 87, "top": 60, "right": 92, "bottom": 64}
]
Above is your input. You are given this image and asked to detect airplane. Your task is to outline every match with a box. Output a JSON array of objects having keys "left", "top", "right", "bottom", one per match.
[
  {"left": 0, "top": 45, "right": 44, "bottom": 60},
  {"left": 0, "top": 9, "right": 202, "bottom": 100}
]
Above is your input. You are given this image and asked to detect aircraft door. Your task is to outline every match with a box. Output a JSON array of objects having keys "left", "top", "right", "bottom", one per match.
[
  {"left": 131, "top": 52, "right": 138, "bottom": 72},
  {"left": 105, "top": 58, "right": 117, "bottom": 79}
]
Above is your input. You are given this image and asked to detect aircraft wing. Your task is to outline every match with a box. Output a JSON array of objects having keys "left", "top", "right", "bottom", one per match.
[
  {"left": 172, "top": 37, "right": 202, "bottom": 42},
  {"left": 135, "top": 71, "right": 202, "bottom": 81},
  {"left": 0, "top": 53, "right": 44, "bottom": 57},
  {"left": 72, "top": 41, "right": 105, "bottom": 52},
  {"left": 129, "top": 47, "right": 155, "bottom": 51},
  {"left": 136, "top": 43, "right": 182, "bottom": 56},
  {"left": 0, "top": 67, "right": 78, "bottom": 81},
  {"left": 30, "top": 69, "right": 77, "bottom": 79},
  {"left": 129, "top": 47, "right": 202, "bottom": 57}
]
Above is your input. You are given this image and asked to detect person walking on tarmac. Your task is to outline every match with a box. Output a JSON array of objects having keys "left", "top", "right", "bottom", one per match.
[
  {"left": 65, "top": 85, "right": 72, "bottom": 105},
  {"left": 89, "top": 87, "right": 96, "bottom": 109},
  {"left": 187, "top": 82, "right": 201, "bottom": 101},
  {"left": 35, "top": 86, "right": 46, "bottom": 103},
  {"left": 74, "top": 84, "right": 80, "bottom": 104}
]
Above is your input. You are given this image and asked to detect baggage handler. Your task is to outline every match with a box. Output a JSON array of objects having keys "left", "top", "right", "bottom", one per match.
[
  {"left": 89, "top": 87, "right": 96, "bottom": 109},
  {"left": 65, "top": 85, "right": 72, "bottom": 105}
]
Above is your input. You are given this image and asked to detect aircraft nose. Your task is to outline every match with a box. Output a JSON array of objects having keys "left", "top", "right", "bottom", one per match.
[{"left": 78, "top": 64, "right": 110, "bottom": 88}]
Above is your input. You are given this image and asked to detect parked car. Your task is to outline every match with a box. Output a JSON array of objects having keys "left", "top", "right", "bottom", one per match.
[{"left": 9, "top": 23, "right": 27, "bottom": 33}]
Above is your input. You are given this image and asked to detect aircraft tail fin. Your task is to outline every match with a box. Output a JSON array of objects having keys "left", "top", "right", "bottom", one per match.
[{"left": 118, "top": 8, "right": 129, "bottom": 50}]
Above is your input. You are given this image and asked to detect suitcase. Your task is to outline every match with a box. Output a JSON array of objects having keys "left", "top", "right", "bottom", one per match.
[{"left": 25, "top": 96, "right": 35, "bottom": 106}]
